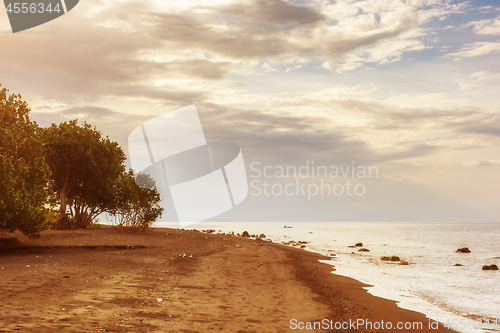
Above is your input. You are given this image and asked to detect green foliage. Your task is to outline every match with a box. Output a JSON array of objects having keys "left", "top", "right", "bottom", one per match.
[
  {"left": 42, "top": 120, "right": 126, "bottom": 229},
  {"left": 1, "top": 84, "right": 163, "bottom": 234},
  {"left": 112, "top": 170, "right": 163, "bottom": 230},
  {"left": 0, "top": 85, "right": 51, "bottom": 237}
]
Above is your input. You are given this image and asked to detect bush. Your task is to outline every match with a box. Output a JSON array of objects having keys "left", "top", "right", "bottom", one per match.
[
  {"left": 112, "top": 171, "right": 163, "bottom": 231},
  {"left": 0, "top": 85, "right": 51, "bottom": 237}
]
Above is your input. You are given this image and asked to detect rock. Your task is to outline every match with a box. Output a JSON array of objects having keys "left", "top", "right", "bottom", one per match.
[
  {"left": 300, "top": 245, "right": 306, "bottom": 249},
  {"left": 400, "top": 261, "right": 409, "bottom": 265},
  {"left": 355, "top": 242, "right": 363, "bottom": 247},
  {"left": 259, "top": 234, "right": 266, "bottom": 239},
  {"left": 241, "top": 231, "right": 250, "bottom": 238},
  {"left": 358, "top": 248, "right": 369, "bottom": 252},
  {"left": 454, "top": 264, "right": 464, "bottom": 267},
  {"left": 482, "top": 264, "right": 499, "bottom": 271},
  {"left": 381, "top": 256, "right": 401, "bottom": 262},
  {"left": 456, "top": 247, "right": 471, "bottom": 253}
]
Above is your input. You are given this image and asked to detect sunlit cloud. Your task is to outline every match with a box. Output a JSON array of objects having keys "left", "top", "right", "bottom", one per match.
[
  {"left": 465, "top": 15, "right": 500, "bottom": 35},
  {"left": 445, "top": 41, "right": 500, "bottom": 59}
]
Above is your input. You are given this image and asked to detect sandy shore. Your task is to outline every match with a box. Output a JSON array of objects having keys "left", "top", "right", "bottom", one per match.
[{"left": 0, "top": 228, "right": 459, "bottom": 332}]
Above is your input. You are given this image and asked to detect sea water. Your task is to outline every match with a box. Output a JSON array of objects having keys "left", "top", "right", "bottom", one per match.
[{"left": 159, "top": 222, "right": 500, "bottom": 333}]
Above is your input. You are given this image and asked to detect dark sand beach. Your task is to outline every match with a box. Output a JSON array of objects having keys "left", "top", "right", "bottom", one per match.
[{"left": 0, "top": 228, "right": 459, "bottom": 332}]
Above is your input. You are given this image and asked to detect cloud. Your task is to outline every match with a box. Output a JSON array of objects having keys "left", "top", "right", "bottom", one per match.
[
  {"left": 197, "top": 102, "right": 378, "bottom": 165},
  {"left": 458, "top": 71, "right": 500, "bottom": 90},
  {"left": 445, "top": 41, "right": 500, "bottom": 59},
  {"left": 62, "top": 106, "right": 118, "bottom": 117},
  {"left": 465, "top": 15, "right": 500, "bottom": 35},
  {"left": 455, "top": 114, "right": 500, "bottom": 138},
  {"left": 464, "top": 160, "right": 500, "bottom": 168},
  {"left": 210, "top": 0, "right": 326, "bottom": 25},
  {"left": 145, "top": 0, "right": 462, "bottom": 70},
  {"left": 0, "top": 0, "right": 472, "bottom": 109}
]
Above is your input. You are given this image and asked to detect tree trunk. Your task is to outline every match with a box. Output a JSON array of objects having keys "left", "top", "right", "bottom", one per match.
[{"left": 59, "top": 173, "right": 69, "bottom": 225}]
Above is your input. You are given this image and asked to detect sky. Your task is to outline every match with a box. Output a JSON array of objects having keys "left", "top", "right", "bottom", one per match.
[{"left": 1, "top": 0, "right": 499, "bottom": 223}]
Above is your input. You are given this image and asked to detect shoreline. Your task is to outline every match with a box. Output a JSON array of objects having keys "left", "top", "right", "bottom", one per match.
[
  {"left": 176, "top": 221, "right": 498, "bottom": 332},
  {"left": 0, "top": 227, "right": 460, "bottom": 332}
]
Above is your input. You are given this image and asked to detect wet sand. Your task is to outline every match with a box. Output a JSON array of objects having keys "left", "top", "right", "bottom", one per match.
[{"left": 0, "top": 228, "right": 459, "bottom": 332}]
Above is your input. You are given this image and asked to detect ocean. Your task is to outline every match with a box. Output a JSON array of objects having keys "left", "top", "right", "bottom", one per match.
[{"left": 157, "top": 222, "right": 500, "bottom": 333}]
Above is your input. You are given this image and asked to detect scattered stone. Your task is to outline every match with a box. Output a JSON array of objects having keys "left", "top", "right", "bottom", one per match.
[
  {"left": 454, "top": 264, "right": 464, "bottom": 267},
  {"left": 358, "top": 248, "right": 369, "bottom": 252},
  {"left": 355, "top": 242, "right": 363, "bottom": 247},
  {"left": 283, "top": 240, "right": 309, "bottom": 247},
  {"left": 300, "top": 245, "right": 306, "bottom": 249},
  {"left": 482, "top": 264, "right": 499, "bottom": 271},
  {"left": 400, "top": 261, "right": 409, "bottom": 265},
  {"left": 456, "top": 247, "right": 471, "bottom": 253},
  {"left": 259, "top": 234, "right": 266, "bottom": 239},
  {"left": 381, "top": 256, "right": 401, "bottom": 262},
  {"left": 241, "top": 231, "right": 250, "bottom": 238}
]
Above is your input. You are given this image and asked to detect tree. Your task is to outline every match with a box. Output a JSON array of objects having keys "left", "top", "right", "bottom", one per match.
[
  {"left": 112, "top": 170, "right": 163, "bottom": 230},
  {"left": 42, "top": 120, "right": 126, "bottom": 229},
  {"left": 0, "top": 85, "right": 52, "bottom": 237}
]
